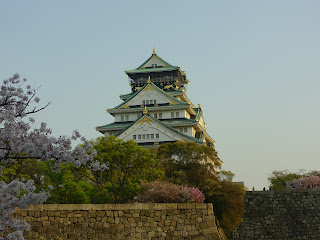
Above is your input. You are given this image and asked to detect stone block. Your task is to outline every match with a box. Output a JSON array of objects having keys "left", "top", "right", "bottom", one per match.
[
  {"left": 148, "top": 231, "right": 155, "bottom": 237},
  {"left": 186, "top": 203, "right": 196, "bottom": 209},
  {"left": 43, "top": 221, "right": 50, "bottom": 227},
  {"left": 166, "top": 204, "right": 178, "bottom": 210},
  {"left": 196, "top": 203, "right": 207, "bottom": 209}
]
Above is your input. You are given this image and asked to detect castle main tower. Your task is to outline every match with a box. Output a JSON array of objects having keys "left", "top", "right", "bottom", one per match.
[{"left": 96, "top": 49, "right": 222, "bottom": 171}]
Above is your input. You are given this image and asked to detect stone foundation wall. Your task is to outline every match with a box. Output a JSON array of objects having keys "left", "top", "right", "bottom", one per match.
[
  {"left": 14, "top": 203, "right": 223, "bottom": 240},
  {"left": 227, "top": 188, "right": 320, "bottom": 240}
]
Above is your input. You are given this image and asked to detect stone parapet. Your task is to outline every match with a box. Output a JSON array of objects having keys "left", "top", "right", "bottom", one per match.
[
  {"left": 227, "top": 188, "right": 320, "bottom": 240},
  {"left": 14, "top": 203, "right": 222, "bottom": 240}
]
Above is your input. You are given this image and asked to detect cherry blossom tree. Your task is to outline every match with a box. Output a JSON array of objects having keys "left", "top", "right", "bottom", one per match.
[
  {"left": 289, "top": 175, "right": 320, "bottom": 189},
  {"left": 0, "top": 74, "right": 95, "bottom": 239}
]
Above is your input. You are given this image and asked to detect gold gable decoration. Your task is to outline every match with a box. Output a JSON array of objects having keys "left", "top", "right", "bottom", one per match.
[{"left": 143, "top": 106, "right": 148, "bottom": 114}]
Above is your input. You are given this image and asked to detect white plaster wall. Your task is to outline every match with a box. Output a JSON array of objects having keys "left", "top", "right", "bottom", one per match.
[
  {"left": 115, "top": 112, "right": 142, "bottom": 122},
  {"left": 199, "top": 115, "right": 206, "bottom": 129},
  {"left": 118, "top": 117, "right": 189, "bottom": 143},
  {"left": 148, "top": 109, "right": 186, "bottom": 120},
  {"left": 129, "top": 90, "right": 172, "bottom": 106},
  {"left": 174, "top": 126, "right": 192, "bottom": 137},
  {"left": 192, "top": 127, "right": 197, "bottom": 138},
  {"left": 114, "top": 109, "right": 186, "bottom": 122}
]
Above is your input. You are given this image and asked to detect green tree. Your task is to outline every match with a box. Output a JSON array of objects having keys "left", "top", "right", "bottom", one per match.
[
  {"left": 0, "top": 159, "right": 93, "bottom": 204},
  {"left": 43, "top": 161, "right": 93, "bottom": 204},
  {"left": 0, "top": 158, "right": 45, "bottom": 185},
  {"left": 88, "top": 136, "right": 163, "bottom": 203},
  {"left": 268, "top": 169, "right": 305, "bottom": 190},
  {"left": 268, "top": 169, "right": 320, "bottom": 190},
  {"left": 157, "top": 141, "right": 220, "bottom": 181},
  {"left": 157, "top": 141, "right": 245, "bottom": 232}
]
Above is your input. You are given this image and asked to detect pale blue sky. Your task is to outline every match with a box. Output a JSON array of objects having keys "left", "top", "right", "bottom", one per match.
[{"left": 1, "top": 1, "right": 319, "bottom": 189}]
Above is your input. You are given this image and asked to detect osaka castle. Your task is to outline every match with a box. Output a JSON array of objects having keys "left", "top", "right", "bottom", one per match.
[{"left": 96, "top": 49, "right": 223, "bottom": 171}]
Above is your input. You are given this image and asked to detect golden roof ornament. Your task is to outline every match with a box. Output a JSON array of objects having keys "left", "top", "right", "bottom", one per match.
[
  {"left": 143, "top": 106, "right": 148, "bottom": 114},
  {"left": 147, "top": 76, "right": 151, "bottom": 83},
  {"left": 198, "top": 104, "right": 202, "bottom": 109},
  {"left": 153, "top": 47, "right": 156, "bottom": 55}
]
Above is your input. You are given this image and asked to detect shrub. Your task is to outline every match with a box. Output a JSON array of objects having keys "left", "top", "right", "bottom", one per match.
[
  {"left": 188, "top": 187, "right": 206, "bottom": 203},
  {"left": 136, "top": 180, "right": 205, "bottom": 203}
]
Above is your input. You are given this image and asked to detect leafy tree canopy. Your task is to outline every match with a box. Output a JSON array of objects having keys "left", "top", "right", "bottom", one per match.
[
  {"left": 268, "top": 169, "right": 320, "bottom": 190},
  {"left": 84, "top": 136, "right": 164, "bottom": 203},
  {"left": 157, "top": 141, "right": 245, "bottom": 232}
]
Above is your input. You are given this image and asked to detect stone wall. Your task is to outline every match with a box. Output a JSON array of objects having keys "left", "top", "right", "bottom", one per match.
[
  {"left": 228, "top": 188, "right": 320, "bottom": 240},
  {"left": 14, "top": 203, "right": 224, "bottom": 240}
]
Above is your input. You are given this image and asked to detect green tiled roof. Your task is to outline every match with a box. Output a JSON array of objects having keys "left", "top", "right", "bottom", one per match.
[
  {"left": 120, "top": 89, "right": 183, "bottom": 101},
  {"left": 193, "top": 108, "right": 202, "bottom": 121},
  {"left": 161, "top": 118, "right": 196, "bottom": 126},
  {"left": 112, "top": 81, "right": 188, "bottom": 110},
  {"left": 120, "top": 92, "right": 134, "bottom": 99},
  {"left": 115, "top": 114, "right": 203, "bottom": 144},
  {"left": 148, "top": 114, "right": 203, "bottom": 144},
  {"left": 113, "top": 85, "right": 145, "bottom": 109},
  {"left": 96, "top": 122, "right": 131, "bottom": 131},
  {"left": 125, "top": 66, "right": 179, "bottom": 74},
  {"left": 136, "top": 53, "right": 173, "bottom": 69}
]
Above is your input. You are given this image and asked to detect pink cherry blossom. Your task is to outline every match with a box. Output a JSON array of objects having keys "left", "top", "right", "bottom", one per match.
[{"left": 0, "top": 74, "right": 96, "bottom": 239}]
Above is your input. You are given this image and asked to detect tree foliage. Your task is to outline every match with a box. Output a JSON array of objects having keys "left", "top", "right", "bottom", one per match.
[
  {"left": 269, "top": 169, "right": 320, "bottom": 189},
  {"left": 157, "top": 141, "right": 245, "bottom": 232},
  {"left": 81, "top": 136, "right": 163, "bottom": 203}
]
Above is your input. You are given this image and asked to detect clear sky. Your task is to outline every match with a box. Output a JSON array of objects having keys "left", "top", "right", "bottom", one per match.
[{"left": 1, "top": 1, "right": 319, "bottom": 190}]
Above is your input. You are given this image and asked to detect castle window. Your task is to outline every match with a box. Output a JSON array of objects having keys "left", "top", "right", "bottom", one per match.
[
  {"left": 176, "top": 112, "right": 179, "bottom": 118},
  {"left": 154, "top": 113, "right": 157, "bottom": 119},
  {"left": 159, "top": 113, "right": 162, "bottom": 119},
  {"left": 156, "top": 134, "right": 159, "bottom": 138},
  {"left": 147, "top": 134, "right": 150, "bottom": 139},
  {"left": 150, "top": 100, "right": 153, "bottom": 105},
  {"left": 138, "top": 135, "right": 141, "bottom": 139},
  {"left": 184, "top": 128, "right": 187, "bottom": 133},
  {"left": 146, "top": 100, "right": 149, "bottom": 105},
  {"left": 133, "top": 135, "right": 136, "bottom": 140},
  {"left": 154, "top": 100, "right": 157, "bottom": 104},
  {"left": 125, "top": 115, "right": 129, "bottom": 121},
  {"left": 142, "top": 100, "right": 145, "bottom": 105},
  {"left": 121, "top": 115, "right": 124, "bottom": 121},
  {"left": 142, "top": 134, "right": 145, "bottom": 139},
  {"left": 171, "top": 112, "right": 174, "bottom": 118},
  {"left": 151, "top": 134, "right": 154, "bottom": 139}
]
